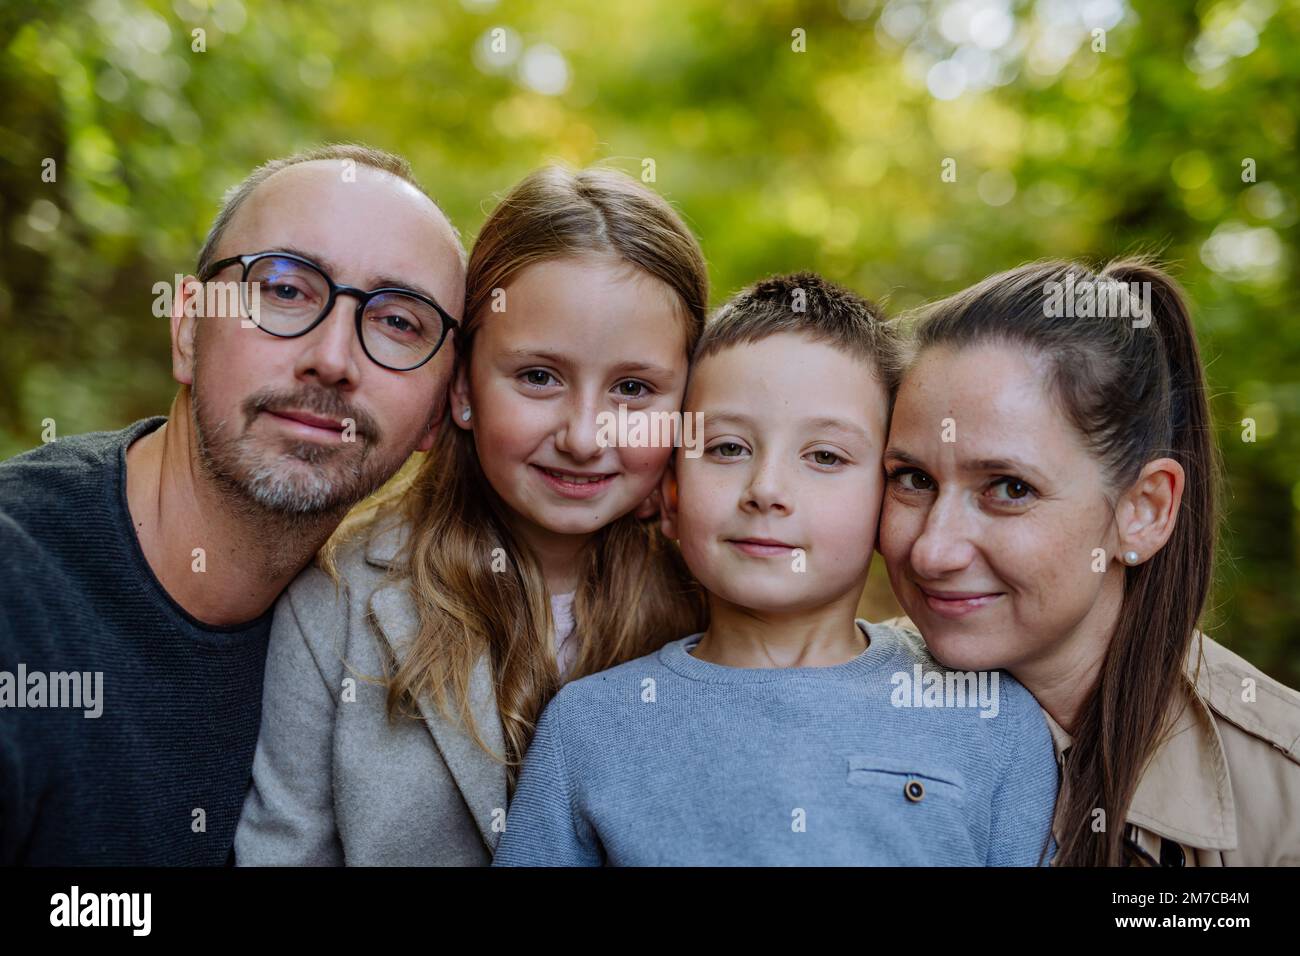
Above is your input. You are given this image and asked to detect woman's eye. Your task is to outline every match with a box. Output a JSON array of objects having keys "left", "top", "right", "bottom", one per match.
[
  {"left": 889, "top": 467, "right": 935, "bottom": 492},
  {"left": 614, "top": 379, "right": 650, "bottom": 399},
  {"left": 522, "top": 369, "right": 557, "bottom": 388},
  {"left": 988, "top": 477, "right": 1035, "bottom": 503}
]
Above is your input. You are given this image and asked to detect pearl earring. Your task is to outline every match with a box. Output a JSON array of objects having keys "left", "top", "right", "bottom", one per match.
[
  {"left": 1123, "top": 550, "right": 1140, "bottom": 566},
  {"left": 460, "top": 407, "right": 471, "bottom": 422}
]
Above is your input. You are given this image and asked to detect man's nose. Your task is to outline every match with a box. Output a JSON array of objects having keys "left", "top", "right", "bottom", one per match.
[{"left": 292, "top": 297, "right": 362, "bottom": 388}]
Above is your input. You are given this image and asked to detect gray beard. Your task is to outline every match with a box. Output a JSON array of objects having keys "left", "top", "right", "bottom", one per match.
[{"left": 191, "top": 382, "right": 401, "bottom": 522}]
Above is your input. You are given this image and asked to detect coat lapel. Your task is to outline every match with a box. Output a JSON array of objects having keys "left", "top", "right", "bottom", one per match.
[
  {"left": 364, "top": 523, "right": 509, "bottom": 853},
  {"left": 1040, "top": 683, "right": 1237, "bottom": 851}
]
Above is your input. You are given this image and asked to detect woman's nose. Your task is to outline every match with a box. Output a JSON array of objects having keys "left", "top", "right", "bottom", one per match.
[{"left": 909, "top": 494, "right": 978, "bottom": 578}]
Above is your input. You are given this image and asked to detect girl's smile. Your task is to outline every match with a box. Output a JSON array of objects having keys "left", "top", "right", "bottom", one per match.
[{"left": 531, "top": 464, "right": 620, "bottom": 499}]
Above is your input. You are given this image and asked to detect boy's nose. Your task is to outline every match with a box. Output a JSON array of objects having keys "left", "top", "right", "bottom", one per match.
[{"left": 742, "top": 457, "right": 792, "bottom": 515}]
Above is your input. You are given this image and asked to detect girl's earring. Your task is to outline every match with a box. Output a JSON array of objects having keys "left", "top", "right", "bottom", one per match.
[
  {"left": 460, "top": 407, "right": 472, "bottom": 422},
  {"left": 1123, "top": 550, "right": 1140, "bottom": 566}
]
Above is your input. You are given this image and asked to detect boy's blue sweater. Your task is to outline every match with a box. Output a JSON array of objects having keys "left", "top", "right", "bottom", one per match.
[{"left": 494, "top": 621, "right": 1058, "bottom": 866}]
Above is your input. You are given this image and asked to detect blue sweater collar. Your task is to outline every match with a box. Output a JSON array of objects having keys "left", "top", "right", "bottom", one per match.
[{"left": 659, "top": 619, "right": 896, "bottom": 683}]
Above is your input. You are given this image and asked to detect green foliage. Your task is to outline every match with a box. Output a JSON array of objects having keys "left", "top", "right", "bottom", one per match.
[{"left": 1, "top": 0, "right": 1296, "bottom": 680}]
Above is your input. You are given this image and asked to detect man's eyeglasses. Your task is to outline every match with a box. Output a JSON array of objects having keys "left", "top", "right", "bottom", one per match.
[{"left": 198, "top": 251, "right": 458, "bottom": 371}]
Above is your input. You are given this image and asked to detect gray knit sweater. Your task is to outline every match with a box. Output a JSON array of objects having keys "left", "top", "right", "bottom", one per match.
[{"left": 494, "top": 620, "right": 1058, "bottom": 866}]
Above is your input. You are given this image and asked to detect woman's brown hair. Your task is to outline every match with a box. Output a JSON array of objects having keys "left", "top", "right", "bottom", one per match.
[
  {"left": 321, "top": 165, "right": 708, "bottom": 792},
  {"left": 909, "top": 257, "right": 1218, "bottom": 866}
]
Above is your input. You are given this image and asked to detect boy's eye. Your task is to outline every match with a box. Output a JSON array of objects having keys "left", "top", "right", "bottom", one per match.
[
  {"left": 613, "top": 379, "right": 651, "bottom": 399},
  {"left": 809, "top": 449, "right": 842, "bottom": 467},
  {"left": 709, "top": 441, "right": 748, "bottom": 459},
  {"left": 987, "top": 476, "right": 1036, "bottom": 503},
  {"left": 522, "top": 369, "right": 557, "bottom": 388}
]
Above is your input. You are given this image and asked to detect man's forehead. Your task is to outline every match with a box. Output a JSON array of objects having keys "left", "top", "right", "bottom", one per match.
[
  {"left": 250, "top": 158, "right": 430, "bottom": 206},
  {"left": 219, "top": 160, "right": 463, "bottom": 294}
]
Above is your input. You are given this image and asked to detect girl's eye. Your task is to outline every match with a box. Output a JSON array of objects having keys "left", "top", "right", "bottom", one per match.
[
  {"left": 888, "top": 467, "right": 935, "bottom": 492},
  {"left": 809, "top": 449, "right": 842, "bottom": 467},
  {"left": 614, "top": 379, "right": 651, "bottom": 399},
  {"left": 988, "top": 477, "right": 1036, "bottom": 503},
  {"left": 709, "top": 441, "right": 748, "bottom": 459},
  {"left": 522, "top": 369, "right": 557, "bottom": 388}
]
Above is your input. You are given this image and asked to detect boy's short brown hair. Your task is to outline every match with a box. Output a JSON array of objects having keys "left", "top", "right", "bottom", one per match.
[{"left": 694, "top": 271, "right": 904, "bottom": 396}]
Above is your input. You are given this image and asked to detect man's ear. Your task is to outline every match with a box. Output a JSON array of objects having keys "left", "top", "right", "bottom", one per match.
[
  {"left": 415, "top": 414, "right": 439, "bottom": 453},
  {"left": 449, "top": 363, "right": 473, "bottom": 432},
  {"left": 659, "top": 461, "right": 681, "bottom": 540},
  {"left": 171, "top": 275, "right": 201, "bottom": 386},
  {"left": 1114, "top": 457, "right": 1185, "bottom": 566}
]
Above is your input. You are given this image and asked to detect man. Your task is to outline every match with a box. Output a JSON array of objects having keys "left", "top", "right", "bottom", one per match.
[{"left": 0, "top": 144, "right": 466, "bottom": 864}]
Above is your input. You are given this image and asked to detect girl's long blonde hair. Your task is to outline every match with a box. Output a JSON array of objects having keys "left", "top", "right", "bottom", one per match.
[{"left": 322, "top": 165, "right": 709, "bottom": 791}]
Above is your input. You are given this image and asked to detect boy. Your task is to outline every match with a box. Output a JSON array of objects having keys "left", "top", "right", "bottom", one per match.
[{"left": 493, "top": 273, "right": 1058, "bottom": 865}]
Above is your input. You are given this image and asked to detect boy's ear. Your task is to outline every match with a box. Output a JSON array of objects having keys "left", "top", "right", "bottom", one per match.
[
  {"left": 659, "top": 463, "right": 680, "bottom": 540},
  {"left": 873, "top": 483, "right": 885, "bottom": 557}
]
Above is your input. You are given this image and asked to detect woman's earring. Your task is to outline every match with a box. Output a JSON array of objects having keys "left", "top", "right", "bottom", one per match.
[
  {"left": 1123, "top": 550, "right": 1140, "bottom": 566},
  {"left": 460, "top": 407, "right": 472, "bottom": 422}
]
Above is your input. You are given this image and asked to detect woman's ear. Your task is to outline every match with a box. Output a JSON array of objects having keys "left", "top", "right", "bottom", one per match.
[
  {"left": 1115, "top": 457, "right": 1185, "bottom": 565},
  {"left": 449, "top": 363, "right": 473, "bottom": 432},
  {"left": 659, "top": 463, "right": 681, "bottom": 540}
]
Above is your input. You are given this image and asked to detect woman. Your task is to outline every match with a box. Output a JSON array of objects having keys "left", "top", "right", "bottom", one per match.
[
  {"left": 233, "top": 165, "right": 707, "bottom": 864},
  {"left": 879, "top": 258, "right": 1300, "bottom": 866}
]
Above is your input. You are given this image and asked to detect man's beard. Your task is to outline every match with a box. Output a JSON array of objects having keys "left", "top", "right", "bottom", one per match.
[{"left": 192, "top": 374, "right": 414, "bottom": 519}]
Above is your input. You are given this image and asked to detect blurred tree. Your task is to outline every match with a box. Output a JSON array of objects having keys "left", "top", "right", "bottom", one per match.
[{"left": 1, "top": 0, "right": 1296, "bottom": 681}]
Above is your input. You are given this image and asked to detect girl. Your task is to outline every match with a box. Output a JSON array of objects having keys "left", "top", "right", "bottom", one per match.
[
  {"left": 879, "top": 258, "right": 1300, "bottom": 866},
  {"left": 234, "top": 165, "right": 708, "bottom": 864}
]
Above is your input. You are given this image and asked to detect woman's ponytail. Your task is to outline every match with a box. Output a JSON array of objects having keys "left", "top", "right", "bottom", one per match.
[{"left": 913, "top": 256, "right": 1220, "bottom": 865}]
